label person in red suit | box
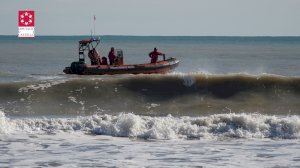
[149,48,165,63]
[108,47,116,65]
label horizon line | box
[1,34,300,37]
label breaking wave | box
[1,110,300,140]
[5,73,300,96]
[0,73,300,116]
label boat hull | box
[64,58,179,75]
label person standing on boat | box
[88,48,101,65]
[108,47,116,65]
[149,48,165,63]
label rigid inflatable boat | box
[63,37,179,75]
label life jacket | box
[108,51,116,60]
[149,51,162,63]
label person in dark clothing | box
[88,48,101,65]
[101,57,108,65]
[149,48,165,63]
[108,47,116,65]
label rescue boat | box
[63,37,179,75]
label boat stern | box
[63,61,86,74]
[63,67,72,74]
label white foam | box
[68,96,78,103]
[0,110,14,134]
[30,75,66,81]
[18,80,66,92]
[1,112,300,140]
[146,103,160,109]
[169,71,292,78]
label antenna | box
[93,15,96,36]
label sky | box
[1,0,300,36]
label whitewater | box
[1,109,300,167]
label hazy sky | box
[1,0,300,36]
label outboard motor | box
[70,61,85,74]
[64,37,100,74]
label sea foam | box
[1,110,300,140]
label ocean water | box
[0,36,300,167]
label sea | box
[0,35,300,167]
